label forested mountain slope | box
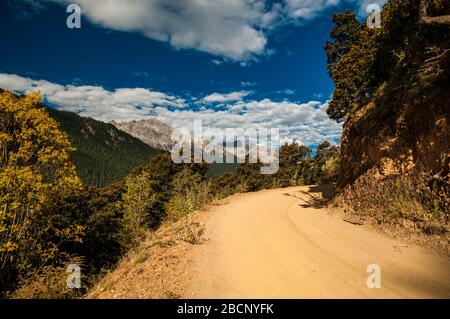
[48,108,160,187]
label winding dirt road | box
[186,186,450,298]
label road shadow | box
[284,184,335,209]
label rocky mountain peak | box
[111,118,173,150]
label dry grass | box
[86,207,212,299]
[331,169,450,253]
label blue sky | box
[0,0,385,146]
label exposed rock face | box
[339,88,450,192]
[112,119,173,150]
[334,87,450,245]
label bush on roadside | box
[166,167,213,221]
[10,256,84,299]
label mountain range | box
[49,108,237,186]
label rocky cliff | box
[334,86,450,248]
[111,119,173,150]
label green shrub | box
[166,168,213,221]
[120,171,159,248]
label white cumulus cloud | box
[203,91,250,103]
[0,73,187,122]
[0,73,341,145]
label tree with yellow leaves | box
[0,90,84,294]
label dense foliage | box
[0,91,84,294]
[325,0,450,121]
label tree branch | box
[420,0,450,26]
[420,15,450,25]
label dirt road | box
[186,186,450,298]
